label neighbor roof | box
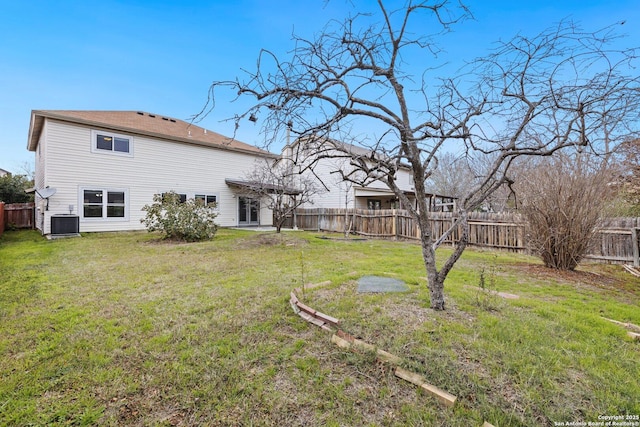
[27,110,276,157]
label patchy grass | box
[0,229,638,426]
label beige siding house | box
[27,110,277,235]
[281,138,454,211]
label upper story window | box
[91,130,133,156]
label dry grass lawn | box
[0,229,638,426]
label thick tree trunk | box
[418,216,446,310]
[428,275,446,311]
[417,210,470,311]
[422,242,446,311]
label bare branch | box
[200,1,639,310]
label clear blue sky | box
[1,0,638,174]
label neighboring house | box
[27,110,278,235]
[280,137,455,211]
[0,168,10,177]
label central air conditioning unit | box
[51,215,80,235]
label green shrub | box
[141,191,219,241]
[0,174,33,203]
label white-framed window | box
[367,199,382,210]
[91,130,133,156]
[160,191,219,208]
[161,192,187,203]
[195,194,218,207]
[80,187,129,220]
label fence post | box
[0,202,4,236]
[392,209,397,240]
[632,227,640,267]
[451,213,456,247]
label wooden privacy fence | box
[588,217,640,265]
[283,208,640,265]
[2,202,35,231]
[0,202,4,237]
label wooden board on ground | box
[314,311,340,327]
[394,367,457,407]
[602,317,640,333]
[331,334,352,349]
[331,334,402,365]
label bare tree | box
[427,152,518,212]
[341,180,354,237]
[18,161,35,182]
[614,138,640,215]
[201,1,640,310]
[239,158,319,233]
[515,153,617,270]
[426,152,475,199]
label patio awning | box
[225,178,302,195]
[353,186,456,200]
[354,187,395,198]
[353,186,413,198]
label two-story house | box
[27,110,278,236]
[280,136,455,212]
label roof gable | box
[27,110,276,157]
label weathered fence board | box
[3,202,35,230]
[0,202,4,237]
[282,208,639,264]
[586,217,640,265]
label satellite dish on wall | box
[35,187,57,211]
[36,187,57,199]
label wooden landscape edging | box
[394,367,457,408]
[330,334,456,407]
[288,284,505,424]
[602,317,640,333]
[331,333,403,365]
[289,284,458,409]
[286,274,637,425]
[289,291,339,332]
[602,317,640,341]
